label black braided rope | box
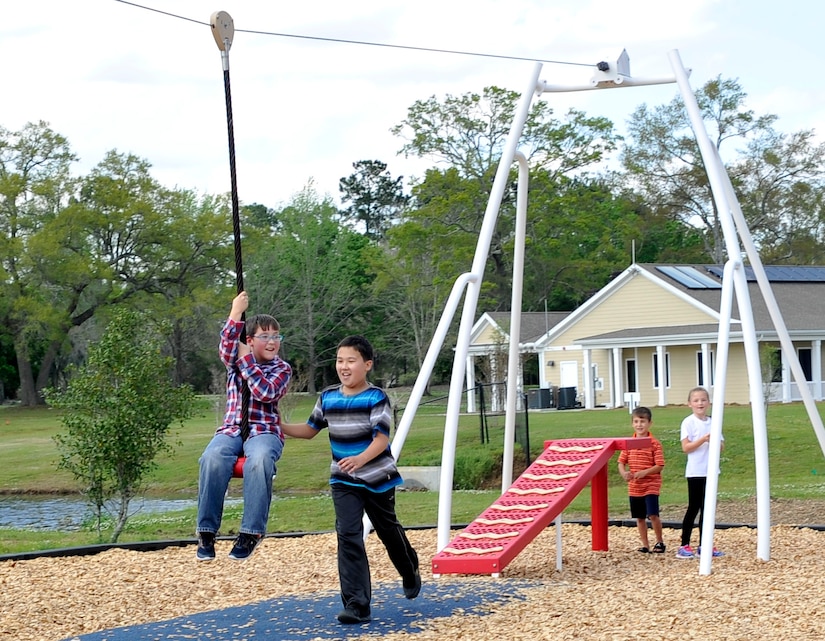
[222,66,251,441]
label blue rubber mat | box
[65,578,540,640]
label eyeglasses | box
[251,334,284,343]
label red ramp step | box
[431,437,650,576]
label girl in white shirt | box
[676,387,724,559]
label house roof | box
[573,263,825,347]
[473,263,825,352]
[634,264,825,331]
[470,311,571,353]
[483,311,571,344]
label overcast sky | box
[4,0,824,208]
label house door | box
[560,361,578,388]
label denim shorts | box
[629,494,660,519]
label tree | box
[47,308,195,542]
[734,128,825,263]
[135,189,237,389]
[339,160,409,241]
[392,86,619,306]
[621,76,778,262]
[0,121,77,405]
[378,216,458,390]
[393,86,617,181]
[247,183,378,392]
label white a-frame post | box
[668,50,825,574]
[403,54,681,553]
[386,51,825,572]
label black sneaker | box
[337,607,371,624]
[403,568,421,599]
[196,532,215,561]
[228,533,262,560]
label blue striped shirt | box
[308,383,401,493]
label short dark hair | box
[337,335,374,362]
[246,314,280,336]
[632,406,652,421]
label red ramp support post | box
[591,463,609,551]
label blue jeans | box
[196,432,283,536]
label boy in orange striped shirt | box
[617,406,666,553]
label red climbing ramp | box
[431,436,651,576]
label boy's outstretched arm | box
[281,421,318,440]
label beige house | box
[468,263,825,409]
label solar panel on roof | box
[706,265,825,282]
[656,265,722,289]
[674,266,722,288]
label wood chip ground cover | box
[2,519,824,641]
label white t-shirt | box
[680,414,723,477]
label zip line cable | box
[113,0,596,69]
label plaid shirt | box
[216,318,292,441]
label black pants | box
[681,476,707,546]
[331,484,419,617]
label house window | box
[652,352,671,389]
[799,348,813,382]
[697,350,715,387]
[625,359,638,393]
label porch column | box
[465,354,476,412]
[782,349,792,403]
[657,344,667,406]
[490,354,500,412]
[814,340,823,401]
[583,349,593,409]
[612,347,623,407]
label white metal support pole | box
[555,514,563,571]
[363,271,477,540]
[699,258,738,574]
[502,151,530,492]
[717,161,825,457]
[668,49,771,567]
[436,62,543,553]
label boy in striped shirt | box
[281,335,420,625]
[617,406,666,553]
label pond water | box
[0,496,241,531]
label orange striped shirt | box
[618,434,665,497]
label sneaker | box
[652,542,666,554]
[636,546,650,554]
[196,532,215,561]
[676,545,695,559]
[698,546,725,557]
[403,568,421,599]
[228,533,262,560]
[337,607,371,624]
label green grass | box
[2,394,825,555]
